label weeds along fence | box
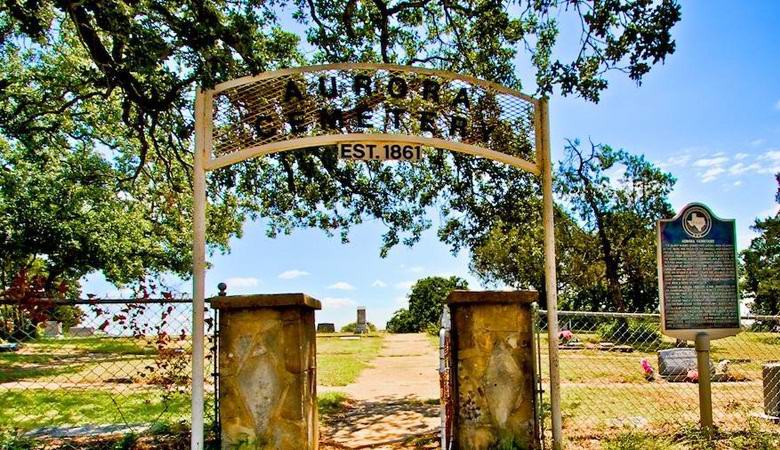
[535,309,780,440]
[0,297,217,447]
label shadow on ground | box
[321,395,440,448]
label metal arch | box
[212,63,539,104]
[204,133,540,176]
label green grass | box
[0,337,159,384]
[317,391,350,417]
[317,334,384,386]
[0,389,190,431]
[600,430,680,450]
[32,337,155,355]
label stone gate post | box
[212,293,321,450]
[445,290,539,450]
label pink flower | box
[640,358,654,375]
[687,369,699,382]
[559,330,574,341]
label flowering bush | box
[559,330,575,344]
[640,358,655,381]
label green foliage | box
[602,430,677,450]
[742,174,780,317]
[385,308,417,334]
[596,319,661,347]
[0,1,682,280]
[488,434,530,450]
[112,432,138,450]
[340,322,376,333]
[387,276,467,333]
[556,140,676,312]
[0,429,34,450]
[317,392,350,417]
[424,322,440,336]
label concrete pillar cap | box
[210,293,322,310]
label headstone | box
[43,321,62,337]
[657,348,714,382]
[0,343,19,352]
[69,327,95,337]
[657,203,740,340]
[317,323,335,333]
[356,306,367,334]
[763,363,780,417]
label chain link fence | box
[535,309,780,444]
[2,300,778,448]
[0,298,217,448]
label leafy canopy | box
[742,175,780,317]
[0,1,681,293]
[387,276,467,332]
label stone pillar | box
[445,290,539,450]
[212,293,321,450]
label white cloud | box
[278,269,309,280]
[371,280,387,288]
[700,167,725,183]
[775,99,780,110]
[394,296,409,307]
[760,150,780,161]
[693,156,729,168]
[734,152,749,160]
[224,277,260,289]
[394,280,415,290]
[733,180,743,187]
[322,297,356,309]
[728,162,760,176]
[328,281,355,290]
[659,154,692,169]
[750,139,766,147]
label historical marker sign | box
[657,203,740,340]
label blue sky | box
[84,2,780,328]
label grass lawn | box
[0,389,192,431]
[316,334,384,386]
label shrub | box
[340,322,376,333]
[386,308,416,333]
[596,318,661,346]
[424,322,440,336]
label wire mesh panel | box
[209,64,539,167]
[0,299,217,449]
[536,310,780,443]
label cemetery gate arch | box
[190,63,563,449]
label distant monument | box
[356,306,367,334]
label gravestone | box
[317,323,335,333]
[356,306,367,334]
[657,348,714,382]
[69,327,95,337]
[43,321,62,337]
[764,363,780,417]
